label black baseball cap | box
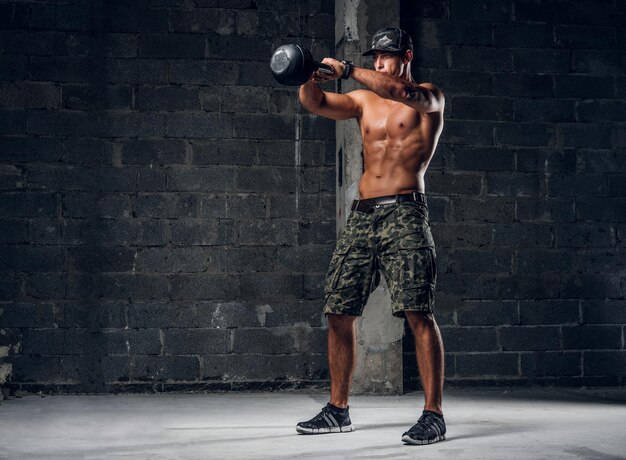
[362,27,413,57]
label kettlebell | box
[270,44,334,86]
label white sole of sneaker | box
[296,424,355,435]
[402,434,445,445]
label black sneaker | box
[296,403,354,434]
[402,410,446,445]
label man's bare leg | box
[405,311,444,415]
[327,313,358,408]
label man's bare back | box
[298,49,445,200]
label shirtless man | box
[295,28,446,445]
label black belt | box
[351,192,427,213]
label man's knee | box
[327,313,357,332]
[405,311,436,335]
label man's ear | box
[403,49,413,64]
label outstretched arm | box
[350,67,444,113]
[298,80,361,120]
[317,58,444,114]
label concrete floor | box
[1,388,626,459]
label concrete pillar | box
[334,0,404,395]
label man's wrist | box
[340,60,354,79]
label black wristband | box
[341,60,353,79]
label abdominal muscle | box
[358,130,431,199]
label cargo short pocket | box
[324,240,352,294]
[396,239,436,289]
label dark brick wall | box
[0,0,335,393]
[402,0,626,388]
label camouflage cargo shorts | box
[323,197,437,318]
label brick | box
[576,249,626,274]
[496,122,555,147]
[238,61,280,87]
[427,171,482,195]
[1,246,64,272]
[437,274,499,299]
[456,300,518,326]
[207,247,276,273]
[450,147,514,172]
[455,352,518,376]
[573,50,626,75]
[122,139,186,165]
[0,82,62,109]
[584,351,626,376]
[165,113,232,138]
[577,150,626,173]
[167,166,235,192]
[443,120,494,146]
[579,101,626,123]
[137,86,201,112]
[233,114,295,140]
[563,325,622,350]
[582,300,626,325]
[441,327,498,352]
[275,246,333,273]
[517,249,575,273]
[0,302,54,328]
[517,198,575,222]
[21,329,87,355]
[193,139,257,166]
[206,34,274,61]
[62,84,132,110]
[169,274,239,300]
[486,172,545,197]
[62,138,113,165]
[451,197,515,222]
[135,247,208,273]
[55,302,126,328]
[519,299,580,325]
[164,329,231,354]
[0,219,27,244]
[235,167,298,193]
[577,198,626,222]
[0,109,26,135]
[237,220,298,246]
[0,136,62,163]
[553,75,615,99]
[22,273,65,300]
[169,9,221,33]
[499,274,561,300]
[547,174,608,197]
[62,194,130,219]
[492,23,554,48]
[169,60,238,85]
[449,46,512,72]
[62,219,167,246]
[129,302,211,328]
[555,223,616,248]
[0,192,57,218]
[220,86,270,114]
[105,58,169,84]
[232,327,297,354]
[514,99,577,123]
[239,273,304,299]
[169,219,235,245]
[430,223,492,248]
[199,194,229,219]
[67,245,135,274]
[430,69,491,95]
[136,193,199,218]
[513,0,572,23]
[64,273,170,301]
[0,274,21,300]
[449,0,511,22]
[560,274,621,299]
[104,34,139,58]
[521,352,581,377]
[450,96,513,121]
[0,55,28,80]
[28,232,64,263]
[132,355,199,381]
[511,49,570,74]
[30,56,93,83]
[446,249,512,274]
[517,149,576,173]
[226,194,267,219]
[500,326,561,351]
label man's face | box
[372,51,409,77]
